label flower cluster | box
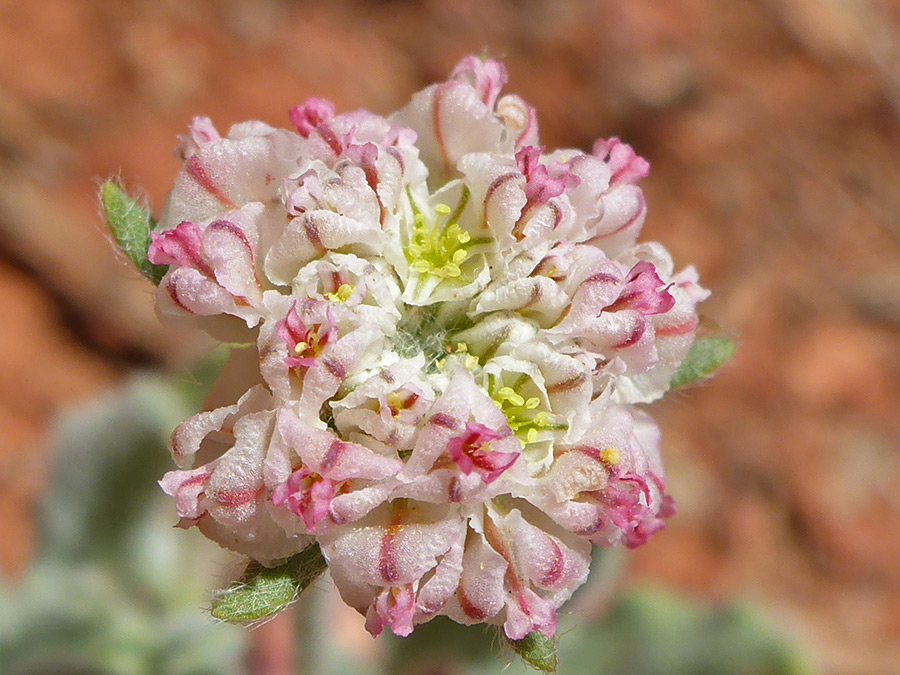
[155,56,707,640]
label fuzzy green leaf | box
[211,544,328,624]
[560,589,813,675]
[2,366,245,675]
[100,180,167,284]
[508,631,558,673]
[669,337,736,390]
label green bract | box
[669,337,736,390]
[211,544,327,624]
[100,181,167,285]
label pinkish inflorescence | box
[153,55,708,640]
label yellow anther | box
[465,355,479,370]
[385,390,404,410]
[600,446,621,466]
[526,428,539,443]
[404,205,472,281]
[325,283,353,302]
[525,397,541,409]
[456,342,468,353]
[294,342,308,354]
[533,412,549,426]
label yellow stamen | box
[385,390,405,414]
[600,446,621,466]
[404,208,473,281]
[325,283,353,303]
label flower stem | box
[245,609,296,675]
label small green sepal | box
[507,631,558,673]
[669,337,736,390]
[210,543,328,624]
[100,180,167,285]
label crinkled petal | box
[395,80,507,186]
[278,409,402,482]
[160,126,300,230]
[168,385,272,468]
[159,466,212,520]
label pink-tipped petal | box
[159,467,212,520]
[593,137,650,186]
[450,55,509,108]
[289,97,336,137]
[148,222,210,273]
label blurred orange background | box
[1,2,899,673]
